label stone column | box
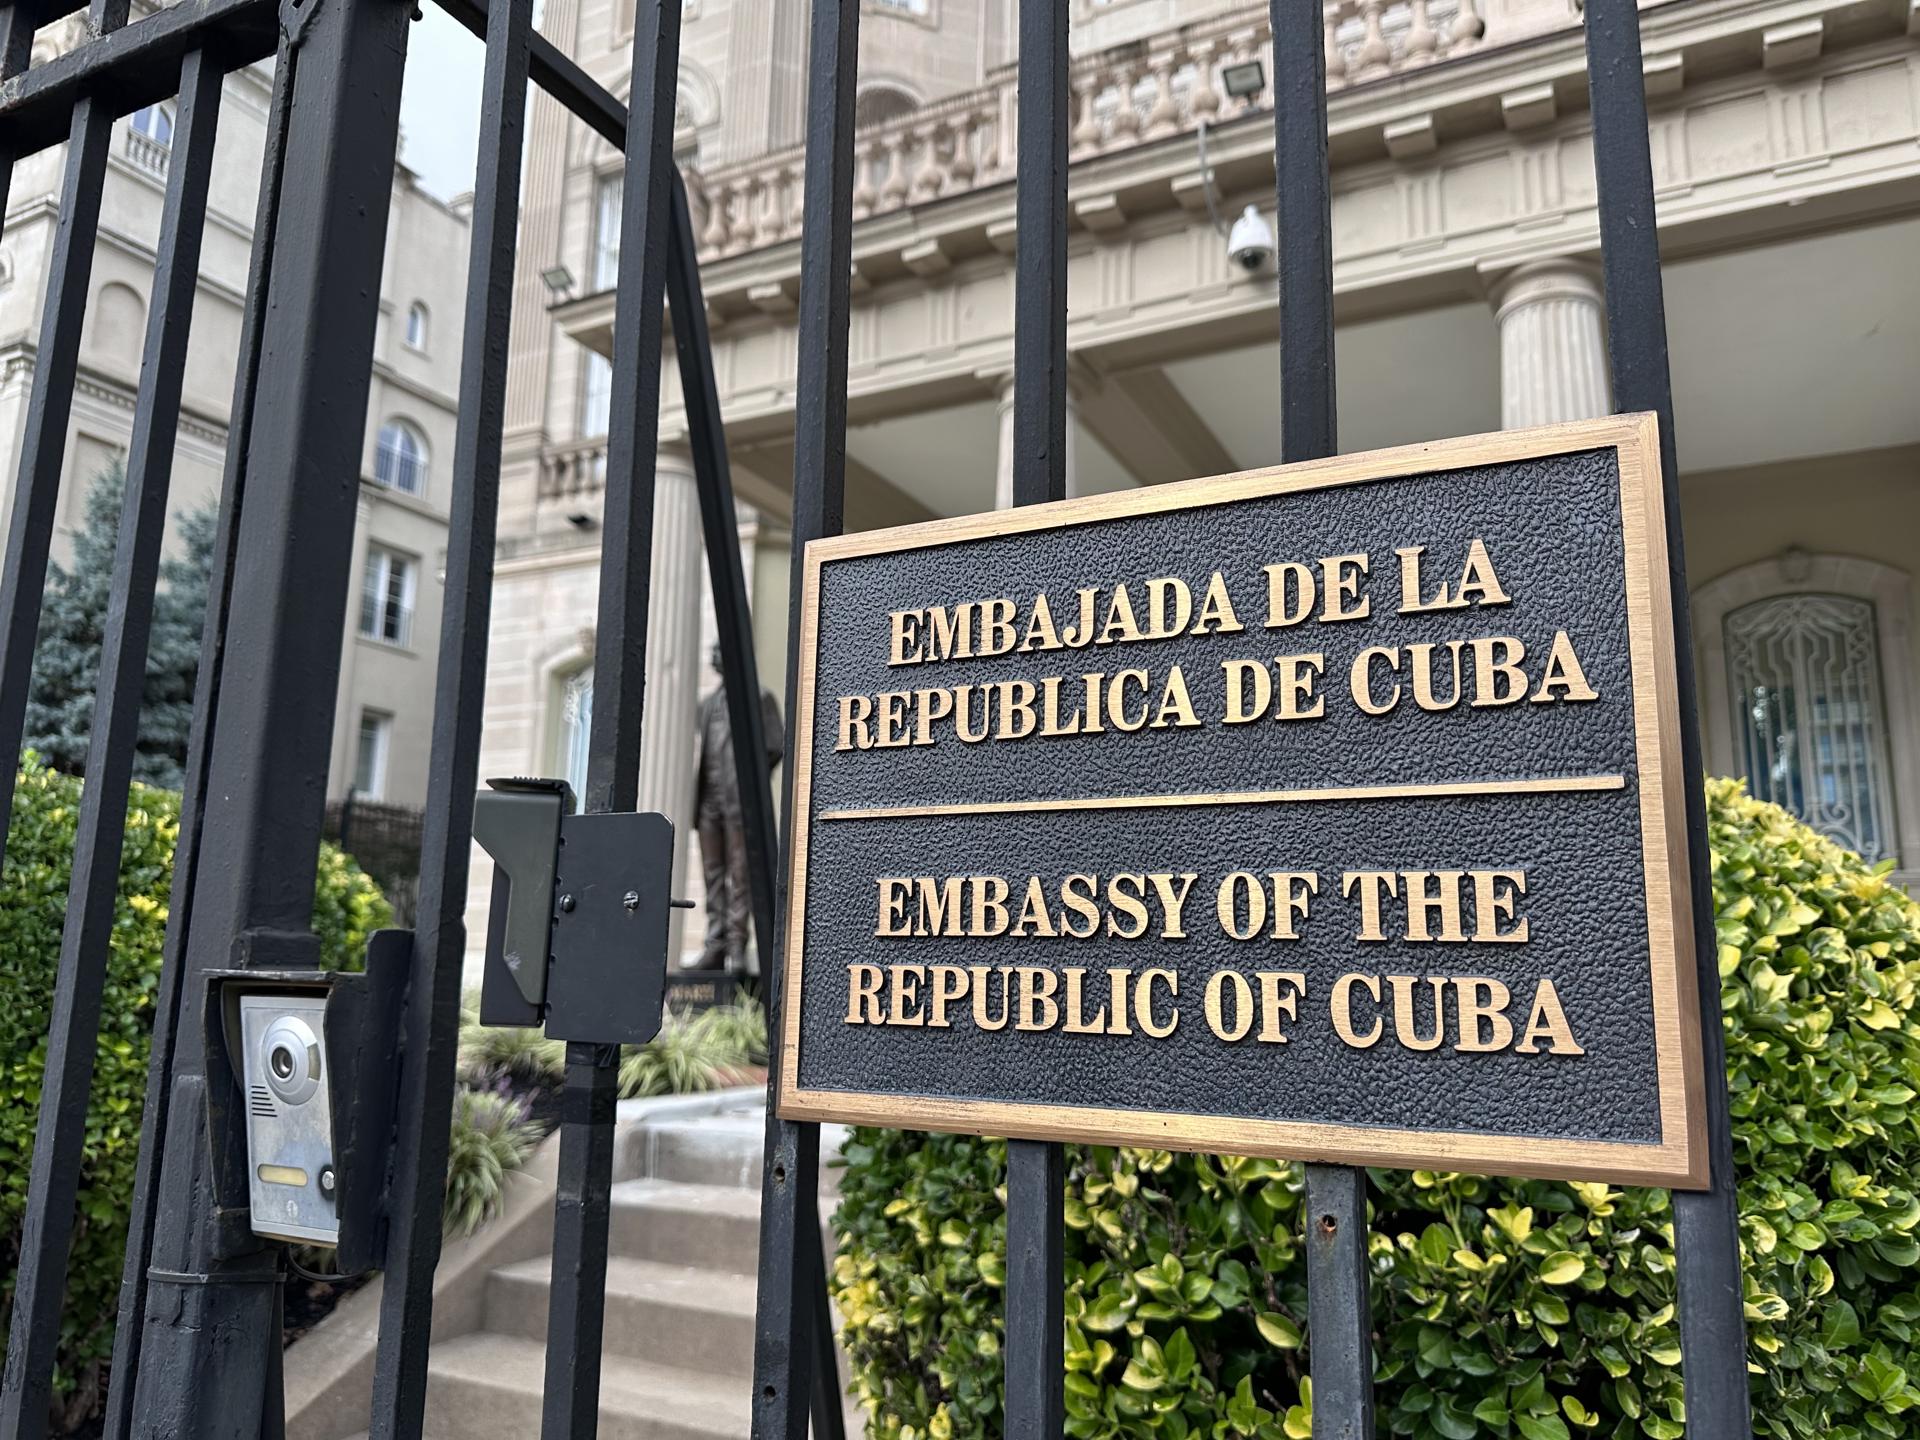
[993,373,1080,508]
[635,442,706,960]
[1491,258,1611,429]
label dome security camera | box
[1227,204,1274,272]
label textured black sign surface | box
[777,416,1705,1187]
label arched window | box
[405,301,429,350]
[855,84,919,130]
[560,667,594,802]
[1697,552,1920,876]
[375,419,427,494]
[1725,594,1897,862]
[130,104,172,147]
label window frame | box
[353,708,393,799]
[1695,552,1920,881]
[130,102,173,147]
[374,417,428,496]
[358,544,418,649]
[591,171,623,293]
[404,300,429,352]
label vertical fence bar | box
[0,63,122,876]
[1003,0,1069,1435]
[1583,3,1752,1435]
[542,0,683,1432]
[103,40,297,1438]
[369,0,535,1433]
[0,0,37,228]
[0,45,222,1438]
[751,2,858,1437]
[666,168,847,1440]
[129,0,413,1427]
[1269,2,1377,1433]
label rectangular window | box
[353,709,391,798]
[593,174,623,292]
[581,352,612,438]
[358,546,416,648]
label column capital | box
[1487,255,1606,326]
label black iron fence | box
[324,793,426,927]
[0,1,1751,1439]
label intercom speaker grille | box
[248,1085,277,1119]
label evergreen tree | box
[22,463,218,790]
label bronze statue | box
[694,644,784,971]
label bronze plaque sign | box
[775,415,1706,1188]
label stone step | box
[609,1179,763,1276]
[623,1113,769,1189]
[485,1254,759,1378]
[421,1332,749,1440]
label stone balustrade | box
[539,439,607,500]
[691,0,1498,259]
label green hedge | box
[0,758,391,1426]
[831,781,1920,1440]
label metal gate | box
[0,2,1750,1440]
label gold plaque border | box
[775,413,1708,1191]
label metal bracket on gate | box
[472,776,677,1048]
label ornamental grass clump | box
[830,780,1920,1440]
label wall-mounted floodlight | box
[1221,60,1266,101]
[540,265,576,298]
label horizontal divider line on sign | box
[815,773,1628,822]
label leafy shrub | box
[442,1088,541,1238]
[0,758,391,1426]
[831,781,1920,1440]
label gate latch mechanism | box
[472,776,677,1048]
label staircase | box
[403,1101,849,1439]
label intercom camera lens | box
[270,1045,296,1081]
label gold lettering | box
[1108,670,1151,732]
[928,965,968,1027]
[1342,871,1398,942]
[1059,874,1102,938]
[1192,571,1245,635]
[916,876,963,937]
[1063,968,1108,1034]
[998,680,1038,740]
[1275,653,1326,720]
[1205,970,1255,1042]
[1270,872,1318,940]
[1011,876,1057,938]
[1222,658,1272,725]
[1403,871,1467,943]
[1217,872,1265,941]
[1135,968,1178,1038]
[1351,645,1401,715]
[1470,870,1529,943]
[1145,577,1192,640]
[1452,978,1515,1052]
[875,878,911,937]
[928,603,973,662]
[1455,538,1511,608]
[1263,562,1315,629]
[1331,973,1383,1048]
[954,684,991,743]
[837,694,874,751]
[980,598,1017,657]
[971,966,1012,1030]
[913,687,954,745]
[1256,971,1306,1042]
[1019,593,1060,652]
[1016,967,1059,1031]
[890,609,921,665]
[1060,588,1097,648]
[1410,640,1466,711]
[887,965,926,1026]
[1151,667,1201,730]
[1097,586,1143,645]
[1039,676,1082,736]
[1470,636,1529,708]
[1531,630,1599,704]
[1106,874,1149,939]
[1515,978,1585,1055]
[1319,554,1370,623]
[1388,976,1447,1051]
[845,964,884,1024]
[971,876,1011,937]
[877,691,911,747]
[1147,873,1199,939]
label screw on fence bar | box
[1002,2,1070,1437]
[1582,1,1753,1434]
[750,4,858,1438]
[1268,2,1379,1432]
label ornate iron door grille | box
[0,1,1750,1438]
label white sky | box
[398,5,488,202]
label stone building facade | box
[478,0,1920,970]
[0,25,470,808]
